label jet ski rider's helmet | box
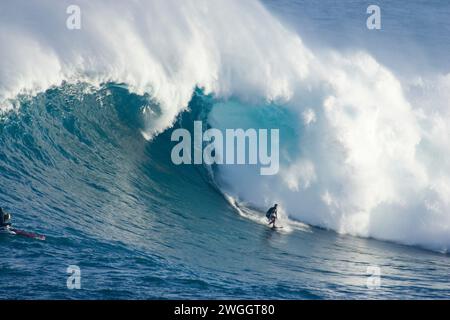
[4,213,11,222]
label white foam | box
[224,194,310,234]
[1,0,449,251]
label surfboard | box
[269,225,284,230]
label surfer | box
[0,207,12,229]
[266,204,278,228]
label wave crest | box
[1,0,449,252]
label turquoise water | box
[1,84,449,299]
[0,0,449,299]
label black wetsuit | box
[266,206,278,222]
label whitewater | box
[0,0,449,299]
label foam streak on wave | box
[1,0,449,252]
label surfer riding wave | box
[266,204,278,228]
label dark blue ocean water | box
[1,0,449,299]
[0,83,449,299]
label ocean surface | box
[0,0,449,299]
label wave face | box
[1,0,450,254]
[2,83,450,300]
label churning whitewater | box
[1,0,450,254]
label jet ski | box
[0,226,46,240]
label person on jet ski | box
[0,207,12,229]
